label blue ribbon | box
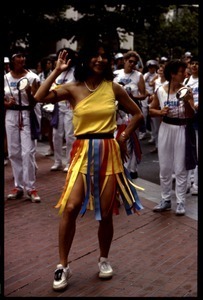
[93,140,102,220]
[80,140,92,216]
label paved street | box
[3,141,198,297]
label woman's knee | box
[100,212,113,223]
[63,202,81,218]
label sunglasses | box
[128,60,136,64]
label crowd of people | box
[4,42,198,291]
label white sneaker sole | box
[98,271,113,279]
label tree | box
[3,1,199,68]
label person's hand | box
[55,50,71,72]
[5,96,16,107]
[117,132,129,163]
[161,106,170,116]
[182,87,193,103]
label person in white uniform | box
[50,48,77,172]
[141,60,159,142]
[38,57,54,156]
[4,47,41,202]
[183,55,199,196]
[148,63,168,153]
[113,50,146,178]
[149,59,195,215]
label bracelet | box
[121,131,128,141]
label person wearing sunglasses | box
[113,50,146,179]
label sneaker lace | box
[101,261,110,271]
[11,188,22,194]
[54,268,63,281]
[179,202,184,210]
[31,190,38,197]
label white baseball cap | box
[146,59,159,67]
[185,51,192,57]
[4,57,10,63]
[114,53,123,60]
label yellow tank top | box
[73,80,117,135]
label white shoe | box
[176,202,185,216]
[45,148,54,156]
[53,264,72,291]
[27,190,41,203]
[50,163,63,171]
[148,137,155,144]
[63,164,70,172]
[139,132,147,140]
[191,184,198,196]
[98,257,113,279]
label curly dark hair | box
[164,59,187,82]
[74,40,114,82]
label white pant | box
[187,129,198,188]
[150,117,161,147]
[53,103,75,165]
[5,110,37,191]
[124,138,138,173]
[158,122,188,204]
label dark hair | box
[40,57,52,70]
[164,59,187,81]
[74,40,114,82]
[190,55,198,63]
[9,46,27,70]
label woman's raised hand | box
[56,50,71,72]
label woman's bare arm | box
[113,82,144,139]
[34,50,71,103]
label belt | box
[8,105,31,111]
[76,133,114,139]
[162,116,189,126]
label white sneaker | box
[176,202,185,216]
[98,257,113,279]
[27,190,41,203]
[148,137,155,144]
[191,184,198,196]
[50,163,63,171]
[139,132,147,140]
[45,148,54,156]
[53,264,72,291]
[63,164,70,172]
[153,200,171,212]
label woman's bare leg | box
[98,175,116,258]
[58,173,85,267]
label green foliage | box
[3,1,199,68]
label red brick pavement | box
[3,152,198,297]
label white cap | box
[146,59,159,67]
[185,51,192,57]
[160,56,168,62]
[4,57,10,63]
[114,53,123,60]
